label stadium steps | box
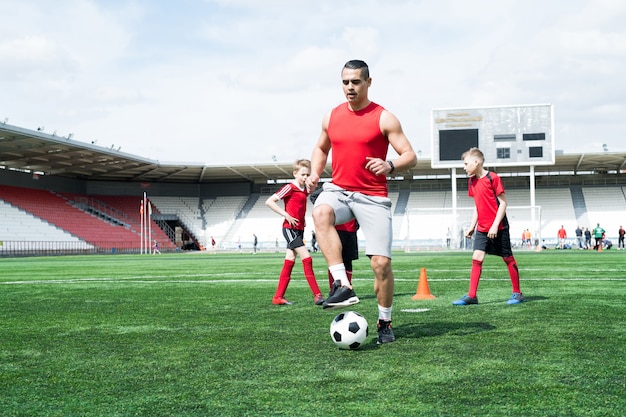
[222,194,262,246]
[394,190,410,215]
[236,193,260,219]
[201,196,248,247]
[570,186,588,225]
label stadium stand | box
[4,180,626,255]
[0,185,174,252]
[1,122,625,255]
[84,195,176,250]
[582,186,626,237]
[148,195,204,244]
[0,200,88,243]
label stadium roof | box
[1,122,625,184]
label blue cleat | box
[507,292,526,305]
[452,295,478,306]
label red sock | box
[468,259,482,298]
[346,270,352,285]
[274,259,295,298]
[302,257,322,295]
[503,256,521,293]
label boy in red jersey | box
[266,159,325,306]
[306,60,417,344]
[452,148,526,306]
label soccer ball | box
[330,311,369,350]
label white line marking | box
[2,277,625,285]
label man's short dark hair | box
[343,60,369,79]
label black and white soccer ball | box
[330,311,369,350]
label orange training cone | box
[412,268,436,300]
[598,242,603,252]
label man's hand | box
[306,174,319,193]
[365,157,391,176]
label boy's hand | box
[465,229,474,238]
[487,225,498,239]
[285,214,299,227]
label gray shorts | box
[314,182,393,258]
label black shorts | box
[283,228,305,250]
[338,229,359,262]
[473,229,513,257]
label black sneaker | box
[322,284,359,310]
[377,319,395,344]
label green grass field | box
[1,250,624,416]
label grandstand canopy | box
[1,122,625,184]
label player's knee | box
[472,251,485,262]
[312,204,335,227]
[370,255,391,276]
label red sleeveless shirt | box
[327,102,388,197]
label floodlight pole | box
[451,168,458,249]
[529,165,538,243]
[144,192,149,254]
[140,197,144,254]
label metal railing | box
[0,241,173,257]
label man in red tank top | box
[306,60,417,344]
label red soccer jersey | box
[274,182,308,230]
[327,102,389,197]
[468,171,506,233]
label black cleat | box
[322,283,360,310]
[377,319,395,344]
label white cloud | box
[1,0,626,164]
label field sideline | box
[1,250,624,416]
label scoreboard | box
[431,104,554,168]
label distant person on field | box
[584,227,592,249]
[575,226,584,250]
[557,225,567,250]
[524,229,532,249]
[618,226,625,250]
[311,230,318,252]
[152,240,161,255]
[593,223,605,251]
[265,159,325,306]
[253,234,258,254]
[452,147,525,306]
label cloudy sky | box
[1,0,625,165]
